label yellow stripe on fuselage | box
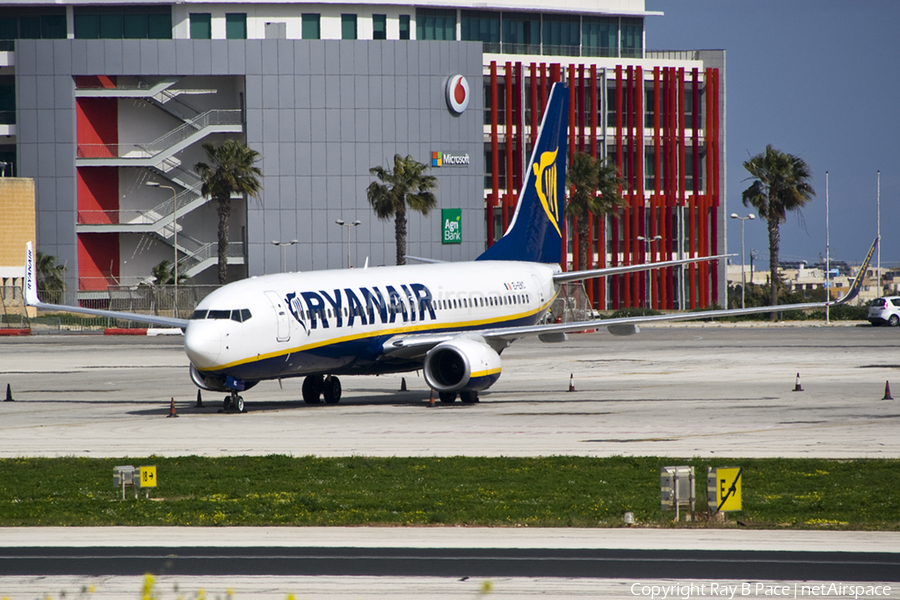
[199,296,557,373]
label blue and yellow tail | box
[476,82,569,264]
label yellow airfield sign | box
[139,466,157,488]
[715,467,741,512]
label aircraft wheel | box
[459,391,479,404]
[234,395,245,413]
[439,391,457,404]
[323,376,342,404]
[223,395,232,411]
[302,375,323,404]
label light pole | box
[146,181,179,317]
[636,235,661,309]
[335,219,361,268]
[730,213,755,309]
[271,239,298,272]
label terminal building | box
[0,0,725,311]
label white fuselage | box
[185,260,559,383]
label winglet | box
[834,236,878,305]
[24,241,41,307]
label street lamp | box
[335,219,361,268]
[146,181,179,317]
[271,239,298,272]
[636,235,662,309]
[730,213,755,309]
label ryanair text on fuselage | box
[285,283,436,333]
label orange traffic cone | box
[167,397,178,418]
[429,389,435,407]
[568,373,575,392]
[883,381,893,400]
[793,373,803,392]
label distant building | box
[1,0,724,311]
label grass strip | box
[0,456,897,529]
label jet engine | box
[424,338,502,392]
[189,365,258,392]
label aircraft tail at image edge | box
[476,82,569,264]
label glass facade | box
[542,14,580,57]
[461,10,500,53]
[190,13,211,39]
[226,13,247,40]
[399,15,410,40]
[416,8,456,41]
[501,13,540,55]
[0,9,66,41]
[373,14,386,40]
[73,7,171,40]
[341,14,357,40]
[302,14,320,40]
[621,17,643,58]
[582,17,617,58]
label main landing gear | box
[302,374,342,404]
[223,390,245,413]
[438,391,479,404]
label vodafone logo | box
[446,75,470,115]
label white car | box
[867,297,900,326]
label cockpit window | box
[190,309,252,322]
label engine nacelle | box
[424,338,502,392]
[189,365,258,392]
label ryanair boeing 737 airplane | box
[25,83,875,412]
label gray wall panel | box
[293,74,311,108]
[36,77,54,110]
[122,42,141,74]
[278,75,293,108]
[309,75,326,108]
[339,109,356,143]
[158,40,176,72]
[325,142,341,177]
[277,40,294,74]
[278,109,295,143]
[324,74,340,108]
[261,42,277,75]
[339,41,354,75]
[245,40,262,75]
[105,40,123,74]
[324,109,340,144]
[323,41,340,75]
[209,40,227,74]
[262,77,278,109]
[308,42,325,75]
[278,142,296,177]
[194,40,212,75]
[309,108,326,142]
[140,40,159,73]
[226,41,246,74]
[35,42,53,76]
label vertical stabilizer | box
[476,82,569,263]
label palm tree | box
[565,152,626,270]
[195,140,263,284]
[367,154,438,265]
[151,260,188,286]
[35,251,66,303]
[741,145,816,315]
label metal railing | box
[76,109,242,159]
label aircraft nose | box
[184,322,222,368]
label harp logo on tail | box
[533,149,561,237]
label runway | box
[2,324,899,598]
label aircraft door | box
[264,291,291,342]
[530,274,546,304]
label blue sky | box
[645,0,900,270]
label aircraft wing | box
[24,242,189,329]
[554,254,732,284]
[383,237,877,356]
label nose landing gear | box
[223,391,245,413]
